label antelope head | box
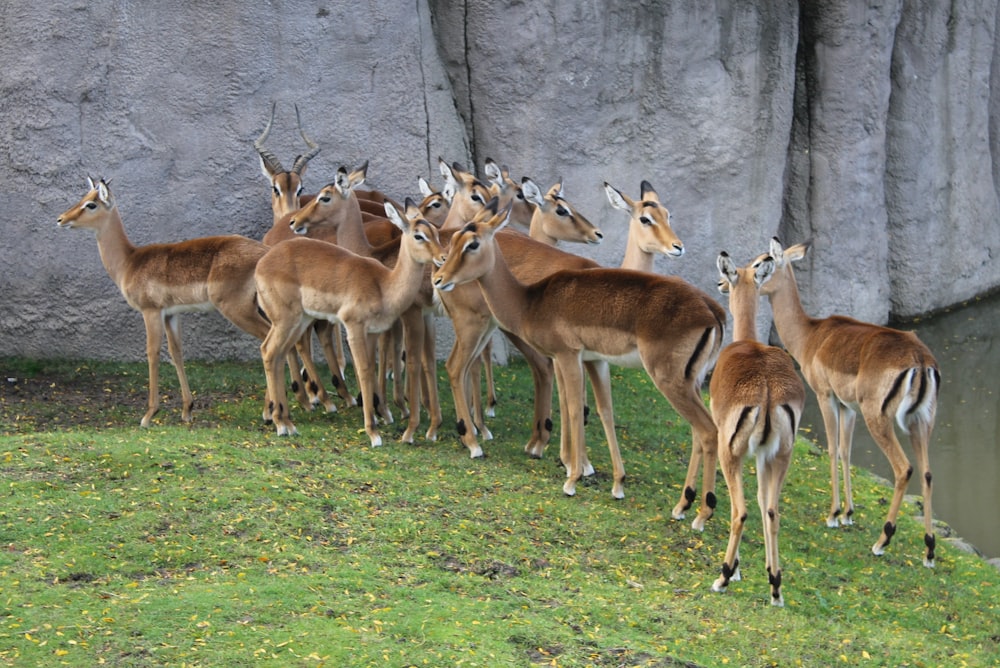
[254,103,322,220]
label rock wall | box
[1,1,998,363]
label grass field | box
[1,356,998,667]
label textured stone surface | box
[1,1,999,362]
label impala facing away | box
[762,238,940,567]
[255,201,444,445]
[710,251,805,606]
[433,201,725,528]
[56,178,282,426]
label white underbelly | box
[582,349,643,368]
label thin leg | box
[818,394,845,527]
[583,360,624,499]
[712,439,746,595]
[163,313,194,424]
[140,311,165,427]
[346,325,383,447]
[421,313,442,441]
[555,353,587,497]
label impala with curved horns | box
[710,251,805,606]
[433,200,724,527]
[761,238,939,567]
[254,102,322,224]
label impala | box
[254,103,321,225]
[416,175,452,227]
[434,170,699,510]
[483,159,536,230]
[255,201,444,444]
[56,178,288,426]
[433,201,724,528]
[762,238,939,567]
[435,161,605,460]
[710,251,805,606]
[289,173,445,443]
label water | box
[798,292,1000,560]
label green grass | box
[1,356,998,667]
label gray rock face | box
[1,1,998,362]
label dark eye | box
[556,206,569,216]
[430,201,441,209]
[471,193,484,204]
[319,196,331,204]
[640,215,653,226]
[296,185,303,196]
[516,191,524,200]
[466,240,480,251]
[84,201,97,210]
[273,185,281,196]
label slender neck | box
[474,243,528,335]
[766,267,815,361]
[333,194,374,258]
[728,285,760,343]
[620,239,653,272]
[94,207,136,288]
[381,236,425,314]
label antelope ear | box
[604,182,631,212]
[784,241,810,264]
[640,180,659,201]
[768,237,785,262]
[384,200,406,231]
[87,176,97,191]
[417,176,434,198]
[483,157,502,185]
[441,179,456,204]
[754,256,777,287]
[349,161,368,188]
[521,177,544,207]
[334,166,350,194]
[548,178,564,200]
[716,251,738,286]
[403,197,423,223]
[438,156,455,182]
[96,179,111,205]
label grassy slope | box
[1,357,998,667]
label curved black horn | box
[291,104,321,174]
[254,102,285,175]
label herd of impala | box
[54,105,940,606]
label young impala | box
[433,201,724,528]
[435,167,702,514]
[287,166,445,441]
[762,238,940,567]
[56,178,293,426]
[710,251,805,606]
[255,201,444,445]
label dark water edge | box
[799,292,1000,560]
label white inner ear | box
[521,179,543,206]
[418,177,433,198]
[604,184,629,211]
[384,202,405,230]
